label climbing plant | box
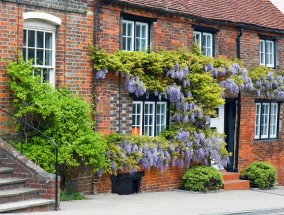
[90,45,284,175]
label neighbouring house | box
[0,0,284,211]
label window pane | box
[45,50,52,66]
[23,48,27,61]
[259,40,265,65]
[132,102,142,135]
[261,103,270,138]
[28,30,35,47]
[43,68,50,82]
[37,31,44,48]
[127,38,132,51]
[270,103,278,138]
[123,38,127,50]
[156,102,167,135]
[123,23,127,36]
[23,30,27,47]
[45,33,52,49]
[255,103,261,138]
[127,23,133,37]
[142,25,147,38]
[28,48,35,63]
[136,25,141,38]
[141,39,147,52]
[36,49,44,65]
[136,39,141,51]
[193,32,201,46]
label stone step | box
[0,199,55,213]
[222,179,250,190]
[0,188,40,204]
[0,168,13,178]
[0,178,26,190]
[220,171,241,181]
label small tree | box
[7,56,106,189]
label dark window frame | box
[120,13,157,51]
[258,34,277,69]
[192,25,220,57]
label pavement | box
[10,186,284,215]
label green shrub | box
[182,166,223,192]
[60,190,85,201]
[241,161,276,189]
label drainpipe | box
[235,28,243,172]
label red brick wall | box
[93,166,187,193]
[0,0,94,134]
[238,93,284,185]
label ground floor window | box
[132,101,167,136]
[255,102,279,139]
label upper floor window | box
[132,101,167,137]
[259,39,275,68]
[122,20,149,52]
[23,12,61,87]
[255,102,279,139]
[194,31,213,57]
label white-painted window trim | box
[132,101,143,135]
[23,14,61,87]
[259,39,275,68]
[193,31,213,57]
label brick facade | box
[93,166,187,194]
[238,93,284,185]
[1,0,284,195]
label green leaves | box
[7,55,107,175]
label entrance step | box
[223,179,250,190]
[220,171,250,190]
[0,168,13,178]
[0,178,26,190]
[0,199,54,213]
[0,188,40,204]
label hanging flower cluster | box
[102,132,229,175]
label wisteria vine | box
[90,46,284,175]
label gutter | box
[108,1,284,34]
[235,28,243,172]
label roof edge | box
[108,0,284,34]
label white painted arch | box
[23,12,61,26]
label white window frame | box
[132,101,143,135]
[132,101,167,137]
[193,31,213,57]
[122,19,149,52]
[255,102,279,139]
[259,39,275,68]
[156,102,167,136]
[144,101,155,137]
[23,14,60,87]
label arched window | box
[23,12,61,86]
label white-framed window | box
[23,13,60,87]
[132,101,167,137]
[122,20,149,52]
[259,39,275,68]
[255,102,279,139]
[193,31,213,57]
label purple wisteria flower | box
[166,85,183,103]
[125,76,147,97]
[96,68,108,79]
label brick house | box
[93,0,284,190]
[0,0,284,207]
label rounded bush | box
[182,166,223,192]
[241,162,276,189]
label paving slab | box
[7,186,284,215]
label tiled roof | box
[112,0,284,32]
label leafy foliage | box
[60,190,85,201]
[7,56,106,186]
[182,166,223,192]
[241,161,277,189]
